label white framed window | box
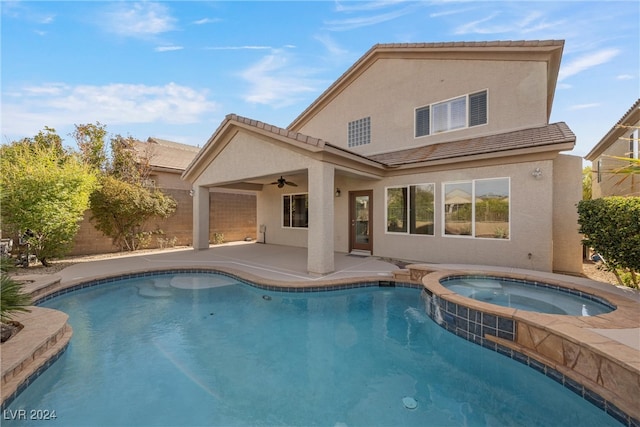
[348,117,371,147]
[282,193,308,228]
[415,90,488,137]
[443,178,509,239]
[386,184,435,235]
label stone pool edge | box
[421,269,640,426]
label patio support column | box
[307,162,335,275]
[193,185,210,250]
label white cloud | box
[558,49,620,81]
[204,45,273,51]
[155,46,184,52]
[239,51,326,108]
[192,17,221,25]
[103,2,176,37]
[2,82,219,138]
[617,74,635,80]
[324,1,423,31]
[568,103,600,111]
[314,34,349,58]
[454,11,564,35]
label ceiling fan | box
[270,176,298,188]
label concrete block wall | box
[70,190,257,255]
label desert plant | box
[0,273,32,322]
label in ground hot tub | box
[440,275,615,316]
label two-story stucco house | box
[585,98,640,198]
[183,40,583,276]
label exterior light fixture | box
[189,189,194,196]
[531,168,542,179]
[335,188,341,197]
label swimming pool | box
[4,272,621,426]
[440,275,614,315]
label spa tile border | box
[440,274,617,311]
[421,272,639,427]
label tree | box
[90,176,177,251]
[72,122,108,171]
[577,197,640,288]
[69,126,177,251]
[582,166,592,200]
[0,132,97,266]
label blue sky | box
[2,1,638,162]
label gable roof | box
[368,122,575,166]
[183,114,383,182]
[288,40,564,131]
[183,113,575,182]
[584,98,640,161]
[132,137,200,172]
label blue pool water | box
[441,276,614,316]
[5,273,619,426]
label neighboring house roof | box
[133,137,200,172]
[584,98,640,161]
[368,122,575,166]
[288,40,564,131]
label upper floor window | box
[348,117,371,147]
[415,90,487,138]
[630,129,639,159]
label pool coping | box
[421,269,640,426]
[2,264,638,426]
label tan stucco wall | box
[191,133,315,187]
[368,161,555,271]
[552,154,583,274]
[252,157,582,273]
[296,59,548,156]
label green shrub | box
[578,197,640,288]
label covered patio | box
[182,114,385,276]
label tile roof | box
[585,98,640,160]
[367,122,575,166]
[228,114,327,148]
[133,138,199,171]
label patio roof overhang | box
[182,114,386,188]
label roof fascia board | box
[385,151,561,177]
[585,99,640,161]
[383,141,575,172]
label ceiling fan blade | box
[285,181,297,186]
